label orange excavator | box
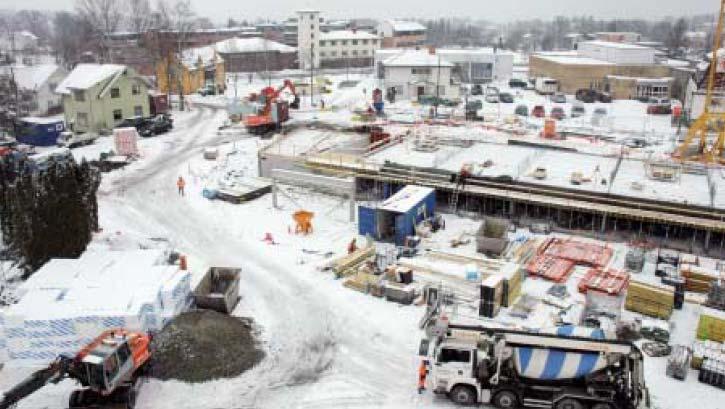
[0,329,151,409]
[245,79,300,135]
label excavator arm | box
[0,356,73,409]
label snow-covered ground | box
[0,73,723,409]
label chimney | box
[428,45,435,55]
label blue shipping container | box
[17,118,65,147]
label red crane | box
[245,79,300,135]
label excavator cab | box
[80,336,136,393]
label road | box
[97,105,428,409]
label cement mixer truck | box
[421,322,649,409]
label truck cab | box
[431,340,492,405]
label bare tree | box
[75,0,124,61]
[167,0,196,110]
[126,0,153,33]
[52,11,95,66]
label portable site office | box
[358,185,436,246]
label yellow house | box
[156,45,225,95]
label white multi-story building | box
[379,50,459,101]
[297,10,380,70]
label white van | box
[535,77,559,95]
[57,131,98,148]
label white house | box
[0,64,67,116]
[380,50,459,101]
[0,31,39,52]
[376,48,514,84]
[297,10,380,70]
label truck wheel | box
[555,398,584,409]
[450,385,477,405]
[493,390,518,409]
[69,390,82,408]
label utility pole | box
[435,54,441,117]
[310,43,314,106]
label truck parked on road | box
[535,78,559,95]
[421,321,649,409]
[56,131,98,148]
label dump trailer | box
[423,322,649,409]
[193,267,241,314]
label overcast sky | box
[0,0,718,23]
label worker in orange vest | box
[418,359,429,394]
[177,176,186,196]
[347,238,358,254]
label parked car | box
[56,131,98,148]
[197,85,216,96]
[471,84,483,95]
[485,94,499,103]
[647,98,673,115]
[515,104,529,116]
[465,100,483,111]
[499,92,514,103]
[145,114,174,135]
[508,78,528,88]
[576,88,599,103]
[532,105,545,118]
[593,107,608,116]
[599,92,612,103]
[533,167,547,180]
[571,103,586,118]
[551,107,566,120]
[551,93,567,103]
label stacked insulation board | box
[0,250,192,365]
[692,340,725,369]
[625,279,674,319]
[501,264,523,307]
[697,307,725,343]
[480,275,503,318]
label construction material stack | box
[500,264,522,307]
[475,217,510,257]
[707,280,725,310]
[625,278,674,319]
[681,265,722,293]
[697,307,725,342]
[692,340,724,369]
[480,275,503,318]
[578,268,629,295]
[666,345,692,380]
[193,267,241,314]
[625,247,645,272]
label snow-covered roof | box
[215,37,295,54]
[20,115,64,125]
[382,51,455,67]
[387,20,426,33]
[437,48,515,57]
[0,64,61,90]
[662,59,691,68]
[606,75,673,84]
[579,40,649,50]
[533,54,613,66]
[320,30,378,41]
[380,185,434,213]
[55,64,126,94]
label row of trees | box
[0,158,100,275]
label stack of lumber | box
[480,275,504,318]
[343,272,381,294]
[625,279,674,319]
[332,246,375,278]
[501,265,523,307]
[681,265,722,293]
[697,307,725,343]
[578,268,629,295]
[542,238,613,267]
[526,254,575,282]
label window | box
[134,105,143,116]
[352,40,358,45]
[330,51,337,57]
[411,68,431,75]
[311,33,314,39]
[310,24,314,29]
[320,40,326,46]
[319,51,326,57]
[439,348,471,363]
[117,344,131,365]
[352,50,358,56]
[362,39,368,45]
[330,40,336,46]
[110,87,120,98]
[113,109,123,121]
[73,90,85,102]
[132,84,140,95]
[76,112,88,127]
[48,82,57,92]
[341,51,348,56]
[362,50,367,56]
[341,40,347,46]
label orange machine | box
[293,210,314,235]
[0,329,152,409]
[245,79,300,135]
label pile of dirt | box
[149,310,264,382]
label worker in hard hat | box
[177,176,186,196]
[418,359,429,394]
[347,238,358,254]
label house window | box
[330,40,336,46]
[341,51,348,56]
[320,51,326,57]
[320,40,326,46]
[73,90,85,102]
[341,40,347,45]
[412,68,431,75]
[110,88,120,98]
[330,51,337,57]
[352,40,358,45]
[310,24,314,29]
[362,50,368,56]
[134,105,143,116]
[113,109,123,121]
[352,50,358,56]
[77,112,88,127]
[362,39,368,45]
[48,82,57,92]
[132,84,141,95]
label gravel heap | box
[149,310,264,382]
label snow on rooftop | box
[55,64,126,94]
[388,20,426,32]
[320,30,378,41]
[20,115,64,125]
[379,185,434,213]
[533,54,614,66]
[0,64,61,90]
[182,45,221,68]
[580,40,650,50]
[215,37,295,54]
[382,51,455,67]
